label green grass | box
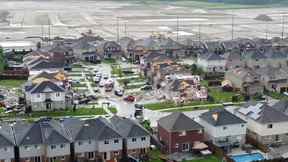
[264,91,288,100]
[0,108,107,118]
[208,87,244,103]
[148,149,221,162]
[0,79,26,88]
[108,107,118,114]
[163,104,224,112]
[71,83,86,87]
[144,100,213,111]
[103,58,116,64]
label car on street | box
[124,95,135,102]
[140,85,153,91]
[103,74,109,79]
[114,89,124,96]
[134,104,144,109]
[99,80,106,87]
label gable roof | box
[237,102,288,124]
[28,81,65,94]
[13,119,70,145]
[0,124,15,147]
[110,116,150,138]
[62,117,121,141]
[273,100,288,115]
[200,108,246,126]
[158,112,203,132]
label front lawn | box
[148,149,221,162]
[208,87,244,103]
[108,107,117,114]
[0,108,107,118]
[0,79,26,88]
[144,100,212,111]
[103,58,116,64]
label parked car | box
[103,74,109,79]
[134,104,144,110]
[140,85,153,91]
[114,89,124,96]
[99,80,106,87]
[124,95,135,102]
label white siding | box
[127,136,150,150]
[19,145,44,158]
[98,138,122,152]
[199,119,247,138]
[46,143,70,157]
[74,140,97,153]
[0,146,14,161]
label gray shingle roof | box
[237,103,288,124]
[62,117,121,141]
[13,119,70,146]
[200,108,246,126]
[0,124,15,147]
[158,112,203,132]
[110,116,149,138]
[29,81,65,94]
[273,100,288,115]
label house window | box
[61,156,65,160]
[78,141,82,146]
[50,145,56,150]
[141,137,146,141]
[114,139,119,144]
[34,156,41,162]
[275,135,280,142]
[182,143,189,152]
[56,93,60,97]
[88,152,95,159]
[60,144,65,148]
[241,124,245,128]
[268,124,273,129]
[223,126,227,130]
[179,131,186,136]
[104,140,109,144]
[88,140,92,144]
[24,146,30,150]
[49,157,57,162]
[37,94,41,98]
[3,147,8,152]
[34,145,39,149]
[132,138,137,142]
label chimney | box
[212,112,219,121]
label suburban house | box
[199,108,247,149]
[225,67,264,96]
[63,117,123,162]
[197,52,226,73]
[133,37,161,63]
[97,41,122,59]
[23,51,66,75]
[158,112,205,153]
[256,66,288,93]
[164,74,208,102]
[224,49,243,70]
[110,116,151,159]
[13,119,71,162]
[236,102,288,146]
[180,39,206,57]
[0,124,15,162]
[119,37,135,59]
[241,48,268,69]
[71,35,104,59]
[158,37,184,58]
[81,51,102,63]
[24,80,67,112]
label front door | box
[182,143,190,152]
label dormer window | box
[141,137,146,141]
[268,124,273,129]
[104,140,109,144]
[132,138,137,142]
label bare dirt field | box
[1,0,288,41]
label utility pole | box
[282,14,285,40]
[198,24,201,42]
[266,22,268,40]
[48,19,51,44]
[124,22,127,37]
[176,16,179,41]
[231,14,234,40]
[117,17,120,42]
